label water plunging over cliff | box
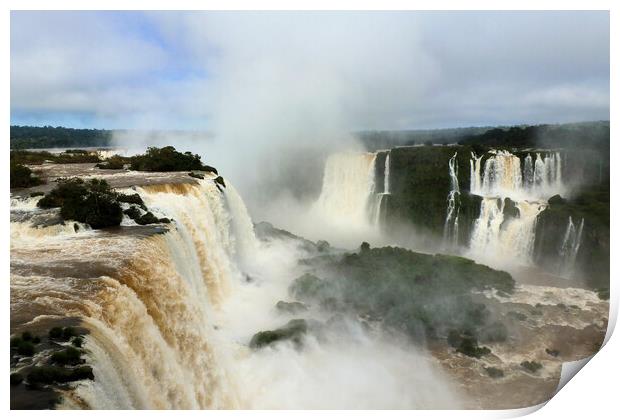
[559,216,585,278]
[469,198,545,265]
[11,172,461,409]
[314,152,379,227]
[470,150,564,200]
[467,150,564,266]
[443,152,460,249]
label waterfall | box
[443,152,460,249]
[467,150,565,266]
[384,152,391,194]
[314,152,379,226]
[559,216,585,277]
[11,179,262,408]
[11,175,461,409]
[470,150,564,200]
[469,152,483,193]
[469,198,544,265]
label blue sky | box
[11,11,610,131]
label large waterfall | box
[467,150,564,266]
[11,174,459,409]
[314,152,379,227]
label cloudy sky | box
[11,11,609,131]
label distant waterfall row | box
[470,150,564,200]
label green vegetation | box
[520,361,543,373]
[26,365,94,385]
[96,154,130,170]
[11,125,112,149]
[38,178,123,229]
[50,347,83,365]
[292,246,514,353]
[129,146,218,173]
[10,149,101,165]
[10,164,43,189]
[485,367,504,379]
[249,319,308,349]
[49,326,78,341]
[10,337,35,357]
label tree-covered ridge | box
[358,120,609,152]
[11,126,113,149]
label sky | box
[10,11,610,131]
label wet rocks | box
[249,319,308,349]
[275,301,308,315]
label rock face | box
[249,319,308,349]
[533,184,609,288]
[383,146,480,246]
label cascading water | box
[372,151,392,226]
[443,152,460,249]
[11,173,460,409]
[383,152,391,194]
[469,198,545,264]
[467,150,564,266]
[314,152,379,227]
[558,216,585,278]
[470,150,564,200]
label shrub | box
[27,365,94,385]
[49,327,63,339]
[21,331,33,341]
[71,336,84,348]
[95,154,129,170]
[51,347,82,365]
[520,361,542,373]
[456,338,491,359]
[37,178,123,229]
[485,367,504,378]
[130,146,215,172]
[10,164,43,188]
[16,341,35,357]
